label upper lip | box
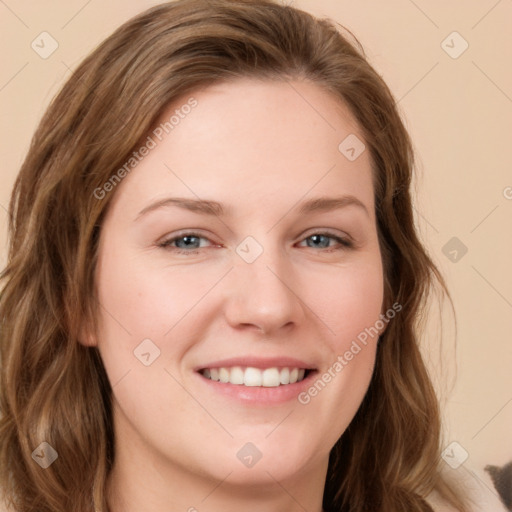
[195,356,316,371]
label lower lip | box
[195,371,317,406]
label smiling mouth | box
[199,366,314,387]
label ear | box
[376,308,391,338]
[378,300,402,338]
[378,316,389,337]
[77,316,98,347]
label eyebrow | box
[135,195,369,220]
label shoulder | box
[427,466,509,512]
[426,491,462,512]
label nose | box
[222,245,305,335]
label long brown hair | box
[0,1,467,511]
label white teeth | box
[244,367,262,387]
[262,368,281,387]
[219,367,230,383]
[201,366,308,387]
[230,366,244,385]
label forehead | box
[105,78,375,218]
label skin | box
[83,78,385,512]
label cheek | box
[92,248,209,438]
[95,245,205,338]
[296,262,383,437]
[302,259,383,406]
[311,260,384,348]
[93,241,226,381]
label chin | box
[219,436,324,484]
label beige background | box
[1,0,511,505]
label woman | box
[0,1,470,510]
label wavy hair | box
[0,1,467,511]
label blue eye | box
[300,233,352,250]
[158,231,352,255]
[159,233,211,254]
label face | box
[88,78,384,490]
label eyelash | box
[158,231,353,255]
